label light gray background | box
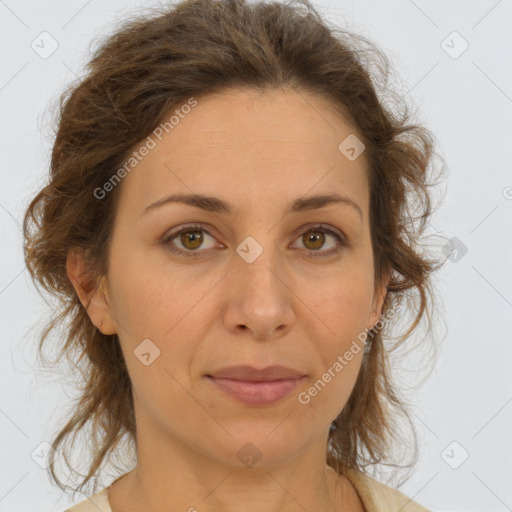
[1,1,511,511]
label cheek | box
[107,255,215,381]
[107,247,199,339]
[299,270,373,408]
[107,266,202,421]
[298,283,369,422]
[306,270,374,340]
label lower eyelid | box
[294,229,346,256]
[164,225,346,256]
[164,228,218,253]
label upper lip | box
[206,365,306,381]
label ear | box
[368,266,391,329]
[66,248,117,335]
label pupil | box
[306,232,324,249]
[183,231,202,248]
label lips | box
[208,365,305,382]
[205,365,307,406]
[206,364,306,381]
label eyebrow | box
[141,191,363,220]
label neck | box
[108,438,342,512]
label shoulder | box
[340,466,432,512]
[60,468,430,512]
[61,488,112,512]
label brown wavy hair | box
[22,0,447,497]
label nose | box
[222,241,296,340]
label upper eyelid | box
[163,222,345,248]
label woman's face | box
[80,87,388,468]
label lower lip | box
[206,376,305,406]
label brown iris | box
[178,228,327,252]
[180,230,204,250]
[302,231,325,250]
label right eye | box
[162,224,221,257]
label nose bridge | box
[236,232,283,299]
[225,231,295,338]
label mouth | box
[205,375,306,406]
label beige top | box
[62,466,431,512]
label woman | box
[22,0,445,510]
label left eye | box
[292,226,345,256]
[163,226,219,257]
[162,224,346,258]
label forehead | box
[116,87,370,219]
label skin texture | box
[67,87,389,512]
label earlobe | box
[66,248,94,305]
[369,268,391,329]
[66,249,117,335]
[87,277,117,335]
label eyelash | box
[162,223,347,259]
